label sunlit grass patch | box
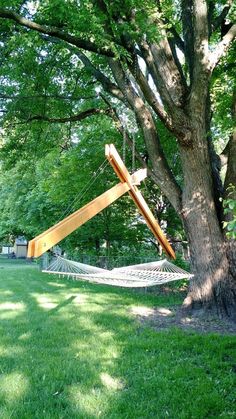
[0,301,26,311]
[69,385,109,417]
[0,301,26,319]
[0,372,28,404]
[47,281,66,288]
[31,293,59,310]
[100,372,124,390]
[0,258,235,418]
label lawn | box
[0,257,235,419]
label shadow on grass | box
[48,295,77,315]
[0,262,235,418]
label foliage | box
[0,38,185,257]
[211,43,236,151]
[222,185,236,239]
[0,116,180,257]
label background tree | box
[0,0,235,319]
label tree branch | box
[22,108,110,124]
[139,39,186,112]
[181,0,194,83]
[73,50,125,103]
[108,59,183,213]
[129,62,173,128]
[127,57,189,140]
[168,37,188,90]
[101,94,151,170]
[153,1,187,93]
[211,1,234,33]
[0,94,96,101]
[133,47,191,144]
[168,27,185,53]
[192,0,209,71]
[114,1,186,109]
[209,24,236,71]
[0,8,115,57]
[101,93,183,212]
[155,0,185,53]
[189,0,210,108]
[30,38,125,103]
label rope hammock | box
[43,256,193,288]
[28,144,193,288]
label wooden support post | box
[105,144,176,259]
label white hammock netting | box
[43,256,193,288]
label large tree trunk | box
[179,123,236,320]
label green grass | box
[0,258,235,419]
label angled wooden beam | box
[27,168,147,258]
[105,144,176,259]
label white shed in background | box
[1,245,14,255]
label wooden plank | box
[28,165,148,258]
[130,168,147,185]
[29,181,130,258]
[105,144,133,186]
[128,187,176,259]
[27,240,35,258]
[106,144,176,259]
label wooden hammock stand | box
[27,144,175,259]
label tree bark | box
[179,124,236,320]
[224,90,236,280]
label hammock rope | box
[43,256,193,288]
[57,158,109,223]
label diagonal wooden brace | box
[27,167,147,258]
[105,144,175,259]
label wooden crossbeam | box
[27,144,175,259]
[27,167,147,258]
